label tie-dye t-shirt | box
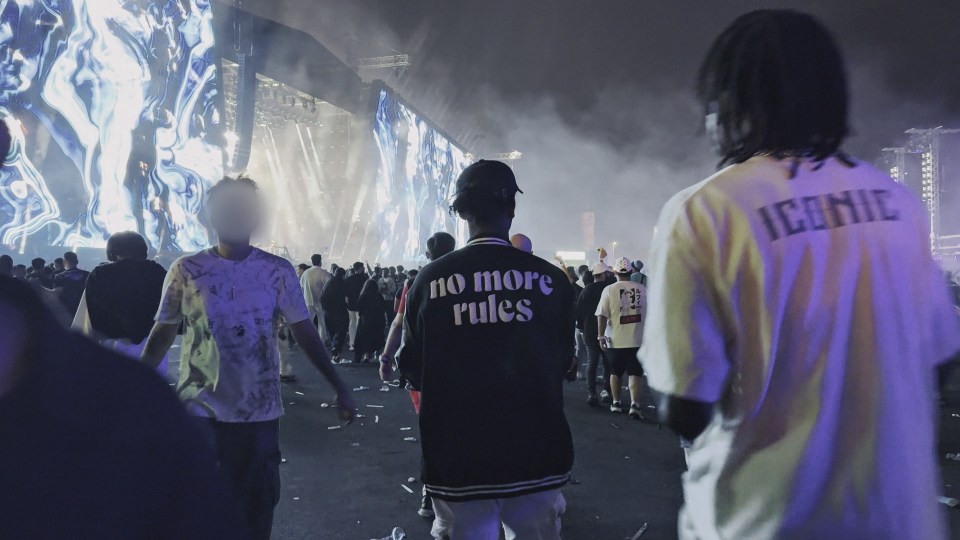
[156,247,310,422]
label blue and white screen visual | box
[0,0,222,253]
[373,89,471,262]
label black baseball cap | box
[453,160,523,199]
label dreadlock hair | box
[697,10,855,171]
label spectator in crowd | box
[321,266,350,363]
[345,261,368,350]
[301,254,333,347]
[354,279,387,363]
[11,264,26,281]
[642,10,960,539]
[26,257,53,289]
[399,160,575,538]
[0,254,11,277]
[381,231,456,519]
[73,232,168,375]
[140,176,355,540]
[0,275,241,539]
[53,251,89,317]
[630,260,647,286]
[597,257,648,419]
[577,262,614,406]
[510,233,533,253]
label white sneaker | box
[610,401,623,413]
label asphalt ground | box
[167,346,960,539]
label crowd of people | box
[3,8,960,540]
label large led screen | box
[0,0,222,253]
[373,88,471,262]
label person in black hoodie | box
[577,262,615,407]
[73,232,169,375]
[399,160,575,539]
[345,261,368,351]
[321,267,350,362]
[354,279,387,363]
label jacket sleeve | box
[396,279,424,390]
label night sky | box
[245,0,960,257]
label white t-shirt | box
[641,156,960,540]
[301,265,332,311]
[596,280,646,348]
[156,247,310,422]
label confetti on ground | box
[367,404,385,408]
[353,386,370,392]
[293,497,300,501]
[320,403,330,408]
[401,484,414,494]
[610,422,622,431]
[627,523,649,539]
[404,437,417,442]
[400,427,412,431]
[351,443,360,447]
[407,477,416,483]
[281,458,287,464]
[328,425,342,431]
[355,414,366,419]
[288,402,295,405]
[380,386,390,392]
[295,391,305,396]
[375,416,380,423]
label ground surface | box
[170,347,960,540]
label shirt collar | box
[467,235,512,247]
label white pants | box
[348,310,360,348]
[308,305,329,343]
[431,489,566,540]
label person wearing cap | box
[577,261,615,406]
[398,160,575,539]
[596,257,648,418]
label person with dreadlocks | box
[640,10,960,540]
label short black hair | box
[54,258,64,265]
[697,10,850,167]
[31,258,45,271]
[311,254,323,266]
[297,263,310,272]
[450,190,515,223]
[63,252,78,265]
[334,267,346,278]
[207,175,258,203]
[583,272,595,285]
[0,254,12,275]
[352,262,364,272]
[106,231,149,261]
[426,232,456,260]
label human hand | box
[379,355,394,382]
[599,337,609,351]
[335,391,357,424]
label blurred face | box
[208,185,261,244]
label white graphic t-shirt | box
[300,265,332,312]
[596,280,646,348]
[641,156,960,540]
[156,247,310,422]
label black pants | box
[326,312,348,355]
[585,339,611,395]
[198,419,281,540]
